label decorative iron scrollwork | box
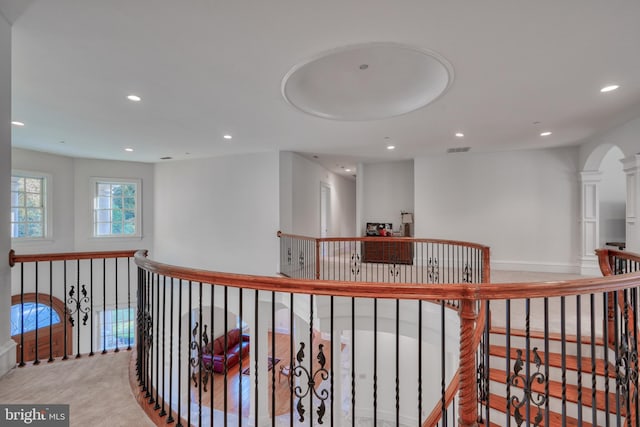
[138,309,153,351]
[351,252,361,276]
[508,347,546,426]
[477,360,488,403]
[190,322,213,392]
[287,247,292,265]
[462,263,472,283]
[428,258,439,283]
[616,301,639,407]
[299,251,305,269]
[292,342,330,424]
[67,284,90,327]
[388,263,400,278]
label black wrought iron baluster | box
[89,259,94,356]
[614,289,622,426]
[604,292,611,422]
[214,284,219,427]
[176,279,183,427]
[198,283,203,425]
[254,289,259,427]
[225,285,229,427]
[63,261,68,360]
[48,261,53,363]
[167,278,175,424]
[590,294,597,425]
[148,273,155,403]
[395,298,400,426]
[633,287,639,427]
[154,274,161,411]
[34,262,39,365]
[159,276,167,417]
[561,296,566,419]
[576,295,582,427]
[289,293,295,427]
[19,263,25,366]
[418,299,422,425]
[102,259,106,354]
[441,300,447,424]
[187,281,192,427]
[271,290,276,426]
[238,287,243,427]
[115,258,119,353]
[506,299,511,427]
[373,298,378,426]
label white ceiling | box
[6,1,640,177]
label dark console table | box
[362,240,413,265]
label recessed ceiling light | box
[387,145,396,150]
[455,132,464,138]
[127,94,141,102]
[125,148,134,152]
[540,131,552,137]
[600,85,619,93]
[345,168,352,172]
[11,121,25,126]
[223,134,232,140]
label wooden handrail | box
[277,230,491,252]
[9,249,141,267]
[134,250,640,302]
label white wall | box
[599,146,626,246]
[153,152,280,276]
[281,152,356,237]
[360,160,414,235]
[415,148,581,272]
[0,11,16,376]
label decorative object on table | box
[365,222,393,236]
[401,212,413,237]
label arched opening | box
[599,146,626,249]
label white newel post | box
[580,171,602,275]
[622,154,640,253]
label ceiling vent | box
[447,147,471,154]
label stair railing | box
[597,248,640,426]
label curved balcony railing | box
[8,242,640,427]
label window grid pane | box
[11,175,45,239]
[93,181,138,237]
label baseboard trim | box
[0,339,16,378]
[491,260,580,274]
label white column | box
[0,12,16,377]
[622,154,640,253]
[579,171,602,275]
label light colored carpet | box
[0,351,154,427]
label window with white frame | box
[11,173,48,239]
[92,178,141,237]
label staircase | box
[480,327,623,426]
